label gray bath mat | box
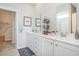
[18,47,35,56]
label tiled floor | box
[0,41,19,56]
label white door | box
[42,37,54,56]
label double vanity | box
[26,32,79,56]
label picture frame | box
[23,16,32,26]
[35,18,41,27]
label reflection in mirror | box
[71,3,77,33]
[56,3,77,34]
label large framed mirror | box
[56,3,77,34]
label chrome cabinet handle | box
[50,42,53,45]
[55,44,58,46]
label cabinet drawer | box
[55,41,79,51]
[54,41,79,56]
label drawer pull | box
[51,42,53,45]
[55,44,58,46]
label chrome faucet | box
[60,33,66,37]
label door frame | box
[0,8,16,45]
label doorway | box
[0,9,16,49]
[0,9,19,56]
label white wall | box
[0,3,34,49]
[14,4,34,49]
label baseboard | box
[16,45,27,49]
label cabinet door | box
[26,33,30,48]
[34,35,42,56]
[42,37,54,56]
[54,41,79,56]
[26,33,34,51]
[30,34,35,51]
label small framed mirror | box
[35,18,41,27]
[23,16,32,26]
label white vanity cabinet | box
[26,32,42,56]
[26,32,54,56]
[54,41,79,56]
[42,37,54,56]
[26,32,79,56]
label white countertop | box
[26,31,79,47]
